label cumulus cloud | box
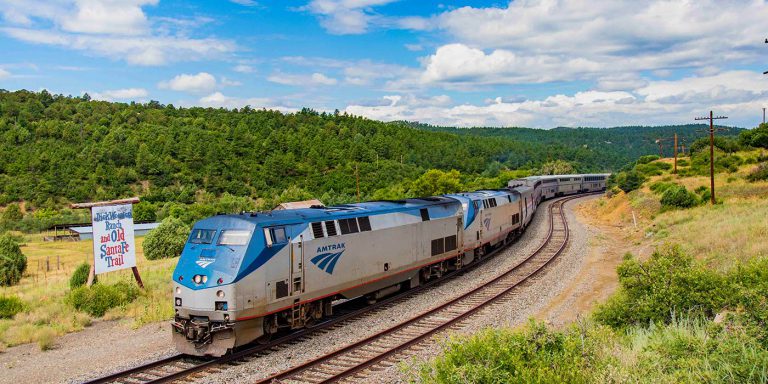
[0,1,236,65]
[0,68,9,79]
[91,87,148,101]
[159,72,217,94]
[345,71,768,128]
[428,1,767,85]
[267,72,338,86]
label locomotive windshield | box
[218,229,251,246]
[189,229,216,244]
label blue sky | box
[1,0,767,128]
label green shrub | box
[660,185,699,209]
[637,154,660,164]
[0,233,27,286]
[677,159,689,166]
[610,170,645,193]
[69,262,96,289]
[594,246,729,328]
[649,181,676,195]
[0,295,25,318]
[747,163,768,182]
[66,282,140,317]
[143,217,189,260]
[1,203,23,222]
[418,322,595,384]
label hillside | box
[411,122,743,171]
[416,149,768,383]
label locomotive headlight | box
[202,275,208,284]
[193,275,202,284]
[216,290,225,298]
[175,286,181,294]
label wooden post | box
[709,111,715,205]
[673,133,678,174]
[72,197,144,289]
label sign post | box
[71,197,144,288]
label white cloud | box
[267,72,338,86]
[233,64,254,73]
[419,43,602,86]
[0,1,236,65]
[198,91,296,112]
[61,0,156,35]
[3,27,235,65]
[301,0,399,34]
[159,72,217,94]
[431,1,767,84]
[345,71,768,128]
[91,87,148,101]
[229,0,258,6]
[0,68,10,79]
[281,55,416,87]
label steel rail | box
[82,195,572,384]
[256,193,593,384]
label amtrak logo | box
[311,243,346,274]
[196,258,215,268]
[483,218,491,230]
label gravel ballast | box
[0,196,599,384]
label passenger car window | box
[189,229,216,244]
[218,230,251,246]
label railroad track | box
[255,194,583,384]
[83,194,592,384]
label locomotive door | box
[289,235,305,295]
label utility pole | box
[763,107,766,124]
[673,133,678,174]
[695,111,728,204]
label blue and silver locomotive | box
[171,174,607,356]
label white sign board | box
[91,204,136,274]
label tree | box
[1,203,22,222]
[537,160,574,175]
[0,233,27,286]
[409,169,463,197]
[143,217,189,260]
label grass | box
[416,150,768,383]
[0,235,178,350]
[414,318,768,384]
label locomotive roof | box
[211,196,461,226]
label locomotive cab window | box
[420,208,430,221]
[218,230,251,246]
[189,229,216,244]
[264,227,287,246]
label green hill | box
[0,89,745,229]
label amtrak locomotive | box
[171,173,609,356]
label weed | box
[0,296,25,319]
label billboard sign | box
[91,204,136,274]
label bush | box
[66,282,140,317]
[0,295,25,318]
[649,181,676,195]
[143,217,189,260]
[637,154,660,164]
[610,170,645,193]
[0,233,27,286]
[660,185,699,209]
[594,247,728,328]
[69,262,96,289]
[747,163,768,182]
[1,203,23,222]
[417,322,595,383]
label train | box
[171,173,609,356]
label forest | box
[0,89,741,230]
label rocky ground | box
[0,195,626,384]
